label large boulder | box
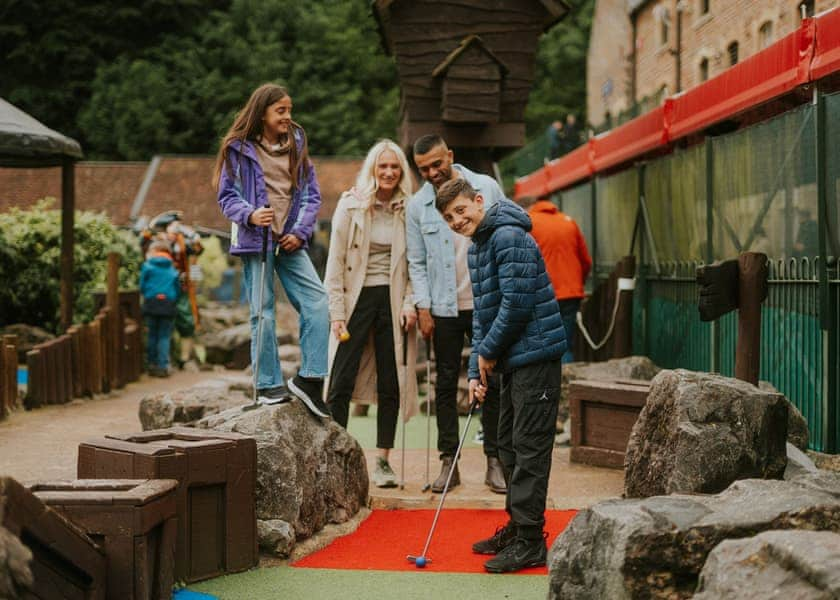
[559,356,660,429]
[201,323,252,369]
[760,380,810,450]
[548,472,840,600]
[197,401,368,556]
[138,375,252,430]
[694,530,840,599]
[624,369,788,498]
[0,525,33,599]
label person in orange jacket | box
[524,196,592,363]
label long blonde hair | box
[353,139,413,210]
[213,83,310,190]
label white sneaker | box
[373,457,398,488]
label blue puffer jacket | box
[467,199,567,380]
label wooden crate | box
[569,379,651,469]
[0,477,107,600]
[77,428,257,582]
[29,479,178,600]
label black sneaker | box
[288,375,330,418]
[483,536,547,573]
[472,521,516,555]
[258,385,293,405]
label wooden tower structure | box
[372,0,569,173]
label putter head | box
[241,402,262,412]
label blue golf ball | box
[415,556,427,568]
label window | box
[654,5,671,47]
[799,0,815,19]
[728,41,739,66]
[699,0,710,15]
[699,58,709,82]
[759,21,774,49]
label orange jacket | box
[528,201,592,300]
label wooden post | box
[69,327,82,398]
[25,350,41,409]
[62,335,73,402]
[613,256,636,358]
[0,344,7,420]
[60,158,75,331]
[106,253,123,388]
[90,319,103,395]
[734,252,768,385]
[99,311,111,394]
[6,344,17,412]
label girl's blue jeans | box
[241,247,329,389]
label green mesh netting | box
[559,182,593,254]
[595,169,637,266]
[711,104,817,261]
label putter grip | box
[260,203,270,262]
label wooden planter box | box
[569,379,651,469]
[0,477,107,600]
[77,427,257,583]
[29,479,178,600]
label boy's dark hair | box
[435,178,477,213]
[412,134,446,157]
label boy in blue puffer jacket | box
[435,178,567,573]
[140,240,181,377]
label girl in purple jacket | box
[214,83,330,417]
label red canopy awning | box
[667,19,814,140]
[591,105,668,172]
[810,7,840,81]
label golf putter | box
[421,337,433,492]
[400,328,408,490]
[408,398,480,567]
[243,205,271,412]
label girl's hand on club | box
[469,379,487,404]
[400,308,417,331]
[249,206,274,226]
[332,320,349,341]
[279,234,303,252]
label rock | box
[784,442,818,480]
[548,473,840,600]
[559,356,660,429]
[138,375,253,430]
[197,401,368,552]
[624,369,788,498]
[0,323,54,364]
[760,381,809,450]
[0,525,33,599]
[809,450,840,473]
[201,323,252,369]
[257,519,296,558]
[694,530,840,599]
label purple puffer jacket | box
[217,129,321,255]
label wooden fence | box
[0,253,144,416]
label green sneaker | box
[373,457,398,488]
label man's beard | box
[431,167,452,189]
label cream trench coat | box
[324,189,419,419]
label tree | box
[525,0,595,136]
[0,0,228,150]
[79,0,399,159]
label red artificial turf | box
[293,509,577,574]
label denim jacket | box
[217,130,321,255]
[405,164,504,317]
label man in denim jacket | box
[406,134,507,494]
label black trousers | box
[433,311,499,458]
[498,359,560,540]
[328,286,399,449]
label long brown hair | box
[213,83,310,190]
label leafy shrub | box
[0,198,141,332]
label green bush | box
[0,198,141,332]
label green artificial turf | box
[345,401,483,450]
[189,565,548,600]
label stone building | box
[587,0,839,128]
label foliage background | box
[0,0,593,160]
[0,200,141,332]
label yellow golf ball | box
[339,331,351,342]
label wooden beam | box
[400,120,524,149]
[60,158,75,331]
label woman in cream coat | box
[324,139,418,487]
